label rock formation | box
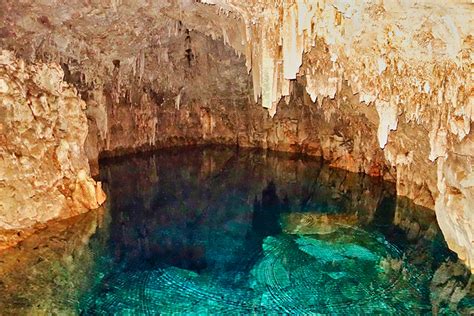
[0,51,105,247]
[0,1,472,270]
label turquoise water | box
[77,147,472,315]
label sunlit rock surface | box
[0,1,472,270]
[0,51,105,247]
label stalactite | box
[212,0,471,164]
[375,99,398,149]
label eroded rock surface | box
[0,51,105,246]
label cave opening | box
[0,0,472,314]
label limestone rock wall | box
[0,51,105,245]
[80,33,388,181]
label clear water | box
[0,147,472,314]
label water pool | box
[0,147,472,314]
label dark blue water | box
[77,147,473,315]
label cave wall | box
[74,30,388,181]
[0,51,105,248]
[0,0,472,270]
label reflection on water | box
[0,208,105,314]
[0,147,472,314]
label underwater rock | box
[0,209,103,314]
[281,212,359,235]
[430,261,474,315]
[296,236,378,263]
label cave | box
[0,0,473,314]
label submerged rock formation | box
[0,51,105,247]
[0,1,472,270]
[0,208,105,314]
